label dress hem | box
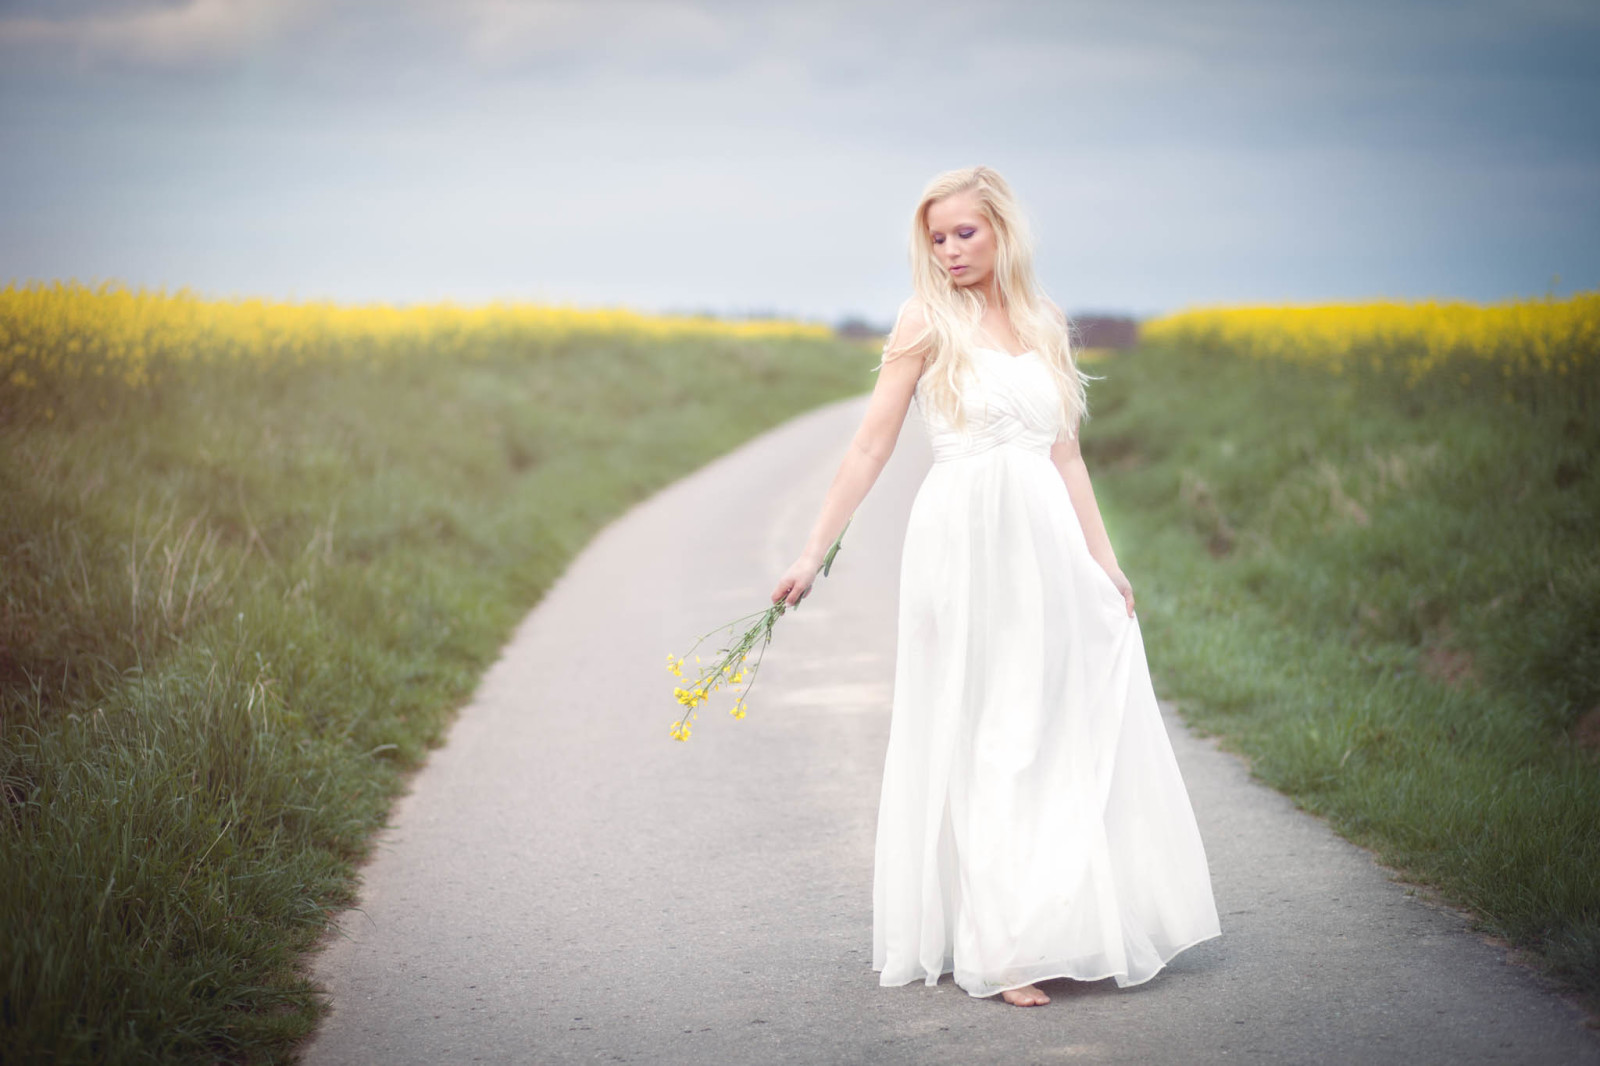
[873,926,1223,998]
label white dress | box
[871,344,1222,998]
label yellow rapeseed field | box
[1140,291,1599,412]
[0,279,833,418]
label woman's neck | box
[974,275,1003,309]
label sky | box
[1,0,1597,323]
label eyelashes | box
[932,229,978,245]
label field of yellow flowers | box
[1082,290,1600,1018]
[0,279,868,1064]
[0,280,832,421]
[1141,290,1599,413]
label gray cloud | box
[1,0,1596,319]
[0,0,317,72]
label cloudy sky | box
[1,0,1596,322]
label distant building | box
[1072,315,1139,349]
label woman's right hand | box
[772,555,822,608]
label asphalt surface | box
[302,395,1600,1065]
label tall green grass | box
[0,335,872,1063]
[1082,341,1600,1011]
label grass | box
[1080,340,1600,1012]
[0,333,873,1064]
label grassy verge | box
[0,331,872,1063]
[1081,341,1600,1012]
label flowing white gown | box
[871,344,1222,999]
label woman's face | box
[925,189,996,289]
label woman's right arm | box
[772,303,928,607]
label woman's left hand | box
[1106,567,1136,617]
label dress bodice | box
[914,347,1068,463]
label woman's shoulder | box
[891,295,929,333]
[884,296,931,357]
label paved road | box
[302,395,1600,1065]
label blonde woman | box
[772,166,1221,1007]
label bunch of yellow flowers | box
[665,652,752,742]
[666,518,851,742]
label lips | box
[950,265,968,273]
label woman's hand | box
[772,554,822,608]
[1106,566,1136,617]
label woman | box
[771,165,1221,1007]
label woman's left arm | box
[1050,433,1136,616]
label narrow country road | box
[302,396,1600,1065]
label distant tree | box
[828,313,1138,347]
[834,316,891,340]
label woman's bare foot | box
[1001,983,1050,1006]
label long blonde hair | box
[884,165,1093,438]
